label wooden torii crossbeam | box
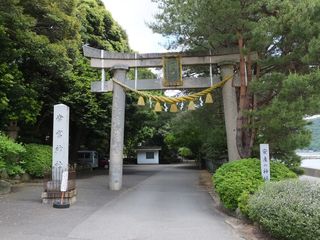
[83,45,257,191]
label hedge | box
[212,158,297,211]
[248,180,320,240]
[0,133,25,162]
[21,144,52,177]
[0,133,26,176]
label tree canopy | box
[3,0,320,169]
[151,0,320,169]
[0,0,157,162]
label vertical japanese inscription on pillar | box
[52,104,70,179]
[162,55,183,87]
[260,144,270,181]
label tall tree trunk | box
[236,32,253,158]
[245,53,253,156]
[249,61,261,154]
[236,33,247,158]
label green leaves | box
[178,147,192,158]
[213,158,296,211]
[0,133,25,162]
[163,92,227,165]
[0,64,41,125]
[0,0,80,129]
[151,0,256,49]
[151,0,320,164]
[20,144,52,177]
[0,0,132,158]
[76,0,129,51]
[0,133,26,176]
[248,180,320,240]
[250,70,320,167]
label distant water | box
[297,151,320,170]
[301,159,320,170]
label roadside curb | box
[302,167,320,178]
[0,180,11,195]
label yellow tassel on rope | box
[154,102,162,112]
[112,75,233,112]
[170,103,178,112]
[137,96,145,106]
[188,101,195,110]
[205,93,213,104]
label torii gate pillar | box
[220,64,241,161]
[109,65,129,190]
[82,46,257,189]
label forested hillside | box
[306,118,320,151]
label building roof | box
[136,146,162,151]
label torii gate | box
[83,46,256,190]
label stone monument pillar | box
[42,103,76,204]
[52,104,70,178]
[109,65,129,190]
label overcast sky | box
[102,0,167,53]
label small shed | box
[136,146,161,164]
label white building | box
[136,146,161,164]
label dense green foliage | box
[21,144,52,177]
[77,0,129,51]
[178,147,192,159]
[212,159,296,211]
[0,134,51,177]
[248,180,320,240]
[0,133,25,162]
[250,71,320,169]
[151,0,320,168]
[0,160,5,171]
[5,165,24,176]
[0,0,159,162]
[164,94,227,167]
[0,133,25,176]
[2,0,320,170]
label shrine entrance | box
[83,46,257,190]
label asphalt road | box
[0,164,240,240]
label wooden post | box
[109,65,129,190]
[220,64,241,161]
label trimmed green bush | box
[21,144,52,177]
[212,158,297,211]
[0,133,25,162]
[0,133,26,176]
[248,180,320,240]
[5,164,24,176]
[178,147,192,158]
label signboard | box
[163,56,183,87]
[260,144,270,181]
[60,171,69,192]
[52,104,70,180]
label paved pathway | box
[300,175,320,182]
[0,164,240,240]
